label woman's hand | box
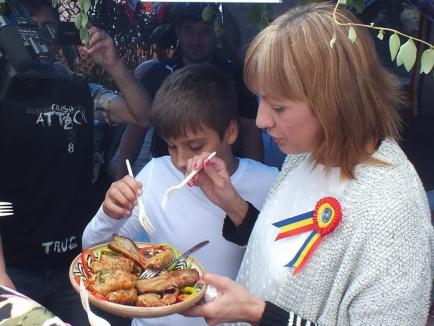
[103,175,142,219]
[187,153,248,225]
[183,273,265,325]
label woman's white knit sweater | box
[264,139,433,325]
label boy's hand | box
[103,175,142,219]
[187,153,248,225]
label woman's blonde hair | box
[244,2,404,179]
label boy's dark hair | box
[152,63,239,141]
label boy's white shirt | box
[82,156,278,326]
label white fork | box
[79,279,111,326]
[126,160,155,235]
[161,152,216,210]
[139,240,210,279]
[0,202,13,217]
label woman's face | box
[256,95,323,154]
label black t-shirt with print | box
[141,54,258,157]
[0,78,94,270]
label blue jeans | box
[7,266,88,325]
[7,266,132,326]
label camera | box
[0,0,79,103]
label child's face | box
[166,123,237,174]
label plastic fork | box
[125,160,155,235]
[79,279,111,326]
[0,202,13,217]
[161,152,217,210]
[139,240,210,279]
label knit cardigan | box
[240,139,434,325]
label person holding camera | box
[0,0,151,324]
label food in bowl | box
[77,235,202,307]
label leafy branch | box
[243,3,273,31]
[201,4,223,38]
[332,0,434,75]
[52,0,98,45]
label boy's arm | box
[82,206,126,248]
[83,172,151,248]
[82,206,143,249]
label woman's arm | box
[345,192,433,325]
[188,153,264,245]
[222,202,260,246]
[188,153,251,222]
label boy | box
[82,64,278,326]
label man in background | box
[115,2,263,179]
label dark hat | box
[175,3,221,24]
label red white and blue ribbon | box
[273,197,342,275]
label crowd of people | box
[0,1,433,326]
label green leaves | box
[202,6,214,23]
[0,0,6,15]
[213,18,223,38]
[83,0,91,13]
[80,26,89,45]
[333,0,434,76]
[389,33,400,61]
[200,5,223,38]
[74,13,83,30]
[420,49,434,74]
[71,0,93,46]
[387,33,433,74]
[257,15,270,31]
[245,4,272,31]
[343,0,366,13]
[396,38,417,72]
[81,13,88,28]
[348,26,357,44]
[384,30,433,74]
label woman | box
[184,3,433,326]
